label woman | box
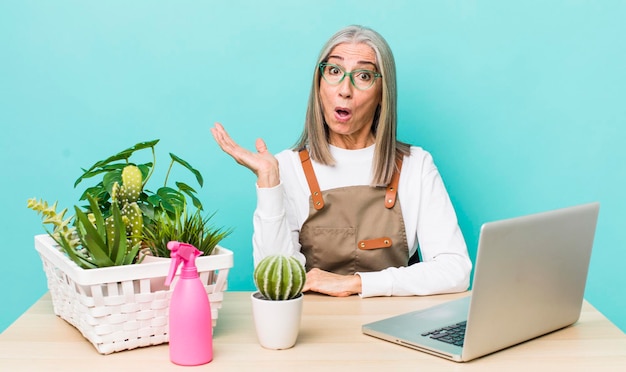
[211,25,471,298]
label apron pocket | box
[302,227,356,275]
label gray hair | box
[294,25,410,186]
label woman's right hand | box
[210,122,280,188]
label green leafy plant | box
[253,255,306,300]
[74,139,204,223]
[28,139,232,269]
[143,208,233,258]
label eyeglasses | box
[318,62,382,91]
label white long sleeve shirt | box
[253,144,472,298]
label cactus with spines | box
[109,165,144,248]
[254,255,306,300]
[103,205,141,250]
[111,164,142,205]
[118,165,143,204]
[121,202,143,247]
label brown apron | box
[298,149,411,275]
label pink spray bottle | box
[165,241,213,366]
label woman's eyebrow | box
[326,55,377,69]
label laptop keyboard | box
[421,321,466,347]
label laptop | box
[362,202,600,362]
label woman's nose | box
[338,77,353,98]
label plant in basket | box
[143,208,232,260]
[26,140,234,355]
[28,139,232,267]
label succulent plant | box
[253,255,306,301]
[28,194,140,269]
[27,198,80,251]
[73,194,141,268]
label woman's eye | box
[357,71,373,81]
[329,67,341,76]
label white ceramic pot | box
[251,292,303,350]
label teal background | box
[1,1,624,333]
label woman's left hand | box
[303,268,362,297]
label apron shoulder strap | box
[299,149,325,210]
[384,156,403,209]
[300,149,403,210]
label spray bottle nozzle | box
[164,241,203,287]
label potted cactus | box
[251,254,306,350]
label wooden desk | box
[1,291,625,371]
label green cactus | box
[108,165,144,249]
[111,165,142,205]
[122,202,143,248]
[253,255,306,301]
[103,202,143,252]
[111,181,121,204]
[121,165,142,203]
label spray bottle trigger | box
[164,241,182,287]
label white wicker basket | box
[34,234,233,355]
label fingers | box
[210,122,226,138]
[210,122,258,169]
[304,268,360,297]
[255,138,268,154]
[211,122,236,153]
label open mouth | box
[335,107,352,120]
